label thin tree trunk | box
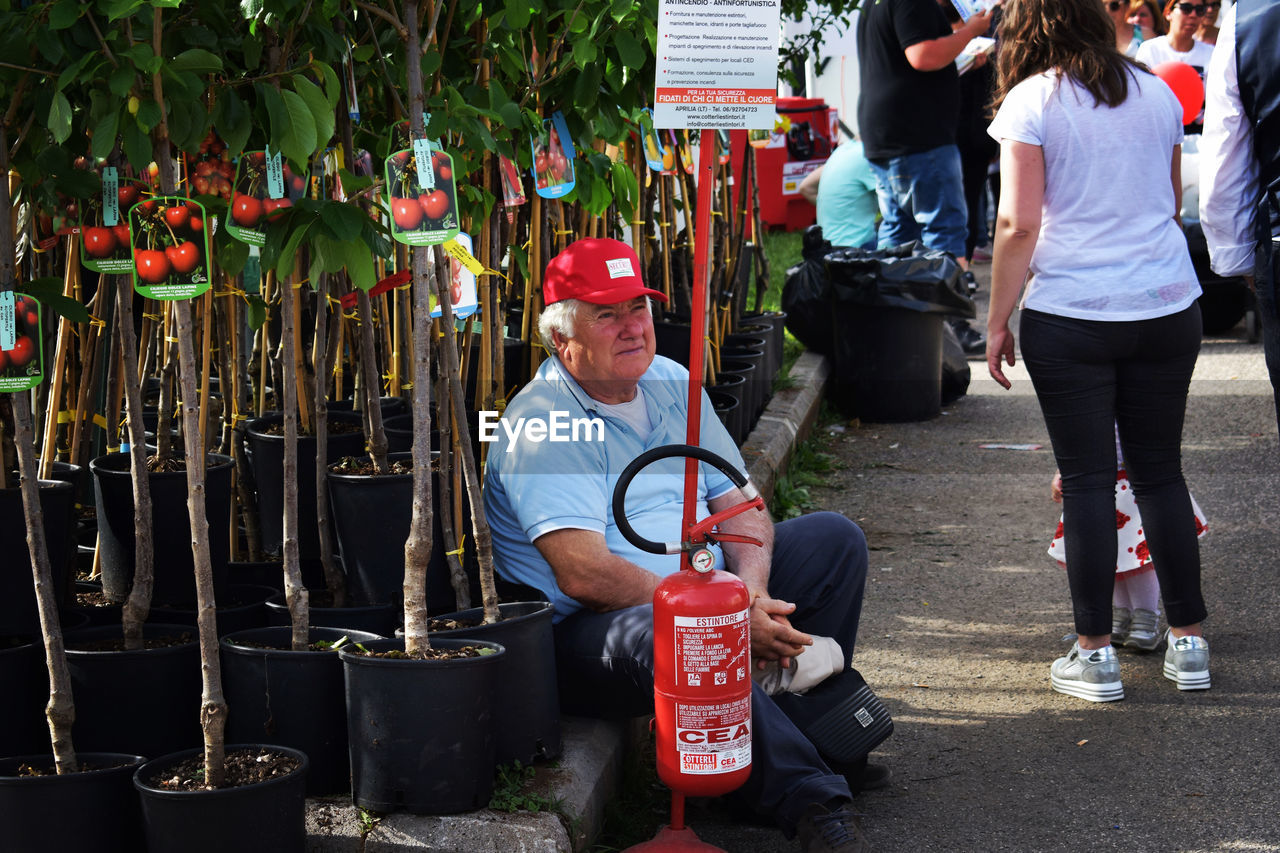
[432,335,470,611]
[430,251,500,624]
[313,274,344,606]
[402,0,434,654]
[117,277,156,650]
[276,270,309,650]
[151,8,226,785]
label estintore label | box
[673,609,749,688]
[606,257,634,279]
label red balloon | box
[1152,61,1205,126]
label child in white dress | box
[1048,429,1207,650]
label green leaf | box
[340,239,375,292]
[243,32,263,71]
[109,65,135,97]
[278,88,318,166]
[504,0,530,29]
[319,202,366,242]
[122,119,151,170]
[168,48,223,75]
[245,293,269,330]
[91,109,122,161]
[49,0,81,32]
[352,44,374,63]
[274,217,315,278]
[214,87,251,159]
[336,168,372,197]
[104,0,145,21]
[47,92,73,145]
[19,279,90,323]
[572,65,602,109]
[572,37,596,66]
[135,100,162,133]
[614,30,645,69]
[314,61,341,109]
[291,75,334,155]
[215,231,250,275]
[34,28,64,66]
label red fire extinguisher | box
[613,445,766,844]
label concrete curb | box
[302,353,829,852]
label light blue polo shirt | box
[482,355,747,622]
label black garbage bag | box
[824,243,977,422]
[940,321,971,405]
[825,242,976,319]
[781,225,837,356]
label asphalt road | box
[690,267,1280,852]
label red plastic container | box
[731,97,838,232]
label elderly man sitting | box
[483,238,880,853]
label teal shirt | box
[816,141,880,249]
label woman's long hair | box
[993,0,1146,112]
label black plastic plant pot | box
[741,310,787,371]
[430,601,563,765]
[719,345,768,422]
[328,396,410,418]
[707,373,749,446]
[653,319,692,367]
[64,624,202,758]
[150,584,277,637]
[133,745,308,853]
[327,453,449,608]
[0,638,45,759]
[0,478,76,636]
[0,753,147,853]
[264,593,400,637]
[707,391,743,448]
[90,452,234,607]
[221,626,384,796]
[724,333,777,389]
[245,411,367,562]
[341,638,505,814]
[224,559,326,593]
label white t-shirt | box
[987,69,1200,321]
[1134,36,1215,77]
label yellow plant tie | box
[446,534,467,558]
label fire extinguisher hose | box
[611,444,759,555]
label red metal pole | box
[682,133,719,558]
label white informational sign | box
[781,159,825,196]
[654,0,782,130]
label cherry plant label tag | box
[81,172,146,275]
[226,151,307,246]
[0,294,45,393]
[531,112,576,199]
[641,108,669,173]
[385,147,460,247]
[129,196,213,301]
[433,233,480,319]
[498,155,527,209]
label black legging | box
[1020,305,1207,636]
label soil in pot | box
[221,626,383,795]
[133,745,308,853]
[341,638,505,813]
[427,601,562,764]
[91,452,234,607]
[246,411,367,561]
[0,753,147,853]
[64,624,202,757]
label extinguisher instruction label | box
[675,697,752,774]
[673,608,749,687]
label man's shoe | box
[1122,608,1162,651]
[1050,643,1124,702]
[797,802,871,853]
[971,244,993,263]
[1112,607,1131,643]
[1163,630,1211,690]
[855,762,892,792]
[950,320,986,356]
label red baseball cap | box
[543,238,668,306]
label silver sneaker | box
[1051,643,1124,702]
[1163,630,1211,690]
[1123,608,1162,651]
[1112,607,1131,643]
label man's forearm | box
[710,491,775,597]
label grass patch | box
[590,732,667,852]
[772,403,841,519]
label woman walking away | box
[986,0,1210,702]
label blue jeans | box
[552,512,868,834]
[868,144,968,258]
[1019,307,1206,636]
